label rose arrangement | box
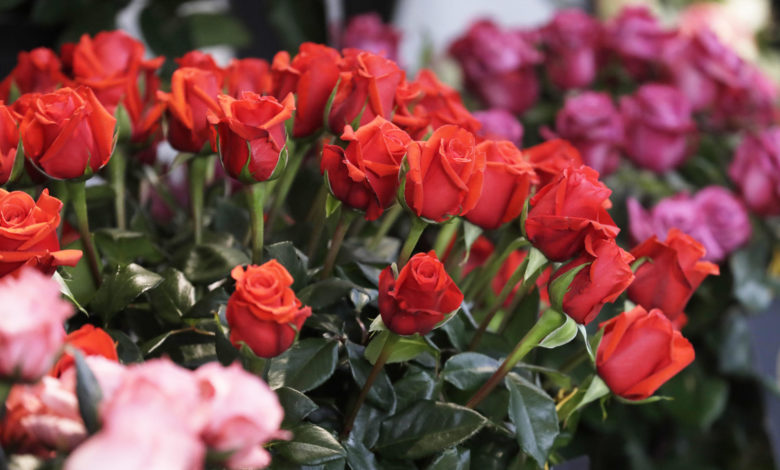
[0,6,770,469]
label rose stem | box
[305,184,329,260]
[68,180,102,287]
[341,333,399,438]
[397,217,428,267]
[266,141,308,236]
[432,217,460,259]
[189,155,209,245]
[247,182,266,265]
[108,147,127,230]
[469,256,529,351]
[368,203,402,250]
[321,209,355,280]
[466,309,563,409]
[462,234,525,301]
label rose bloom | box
[158,67,221,153]
[620,84,695,173]
[555,92,624,176]
[209,91,295,184]
[550,237,634,325]
[176,50,224,76]
[272,42,341,138]
[0,103,21,185]
[321,116,411,220]
[605,6,675,78]
[225,58,273,97]
[404,125,486,222]
[0,188,81,277]
[0,47,68,101]
[542,9,601,90]
[473,109,524,146]
[464,140,538,230]
[195,363,289,469]
[0,268,71,382]
[19,86,116,179]
[342,13,401,62]
[390,78,431,139]
[378,251,463,335]
[402,69,481,135]
[597,305,695,400]
[525,166,619,262]
[628,228,719,327]
[227,260,312,358]
[523,139,583,187]
[50,324,118,378]
[729,127,780,216]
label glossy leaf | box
[364,330,438,365]
[90,263,163,324]
[346,341,396,412]
[73,350,102,435]
[274,423,346,466]
[537,310,578,350]
[267,338,339,392]
[505,374,559,467]
[266,241,309,291]
[343,436,379,470]
[277,386,318,429]
[441,353,499,391]
[147,268,196,324]
[426,447,471,470]
[297,279,354,309]
[178,243,249,284]
[93,229,164,266]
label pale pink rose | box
[0,268,71,382]
[195,362,289,469]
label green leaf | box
[107,329,143,364]
[441,353,499,391]
[375,401,486,460]
[556,375,610,422]
[297,279,354,309]
[537,310,577,350]
[524,248,547,282]
[238,343,267,376]
[277,386,318,429]
[139,328,215,357]
[178,243,250,284]
[395,366,437,412]
[325,193,341,218]
[462,221,483,256]
[730,236,773,311]
[426,447,471,470]
[548,263,589,313]
[267,339,339,392]
[364,330,438,365]
[54,271,88,316]
[515,365,572,390]
[185,287,229,319]
[147,268,196,324]
[266,241,309,291]
[93,229,164,266]
[346,341,396,412]
[90,263,163,324]
[274,423,346,466]
[344,435,379,470]
[505,375,559,468]
[186,12,251,48]
[72,350,102,435]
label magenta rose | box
[729,127,780,216]
[341,13,401,63]
[541,9,601,90]
[605,6,675,78]
[473,109,524,146]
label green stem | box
[466,309,563,409]
[108,147,127,230]
[189,155,209,245]
[266,141,308,234]
[369,204,403,250]
[433,217,461,259]
[306,185,329,260]
[321,210,355,280]
[341,333,399,438]
[247,182,266,265]
[398,217,428,267]
[68,181,101,287]
[465,236,529,302]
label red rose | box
[327,49,404,133]
[321,116,411,220]
[550,237,634,325]
[525,166,619,261]
[0,188,81,278]
[176,51,224,77]
[523,138,583,187]
[0,104,21,185]
[390,79,431,139]
[627,228,719,325]
[225,58,273,98]
[19,87,116,179]
[464,140,538,230]
[271,43,341,138]
[378,251,463,335]
[456,235,494,277]
[596,305,695,400]
[0,48,68,101]
[158,67,221,153]
[50,325,119,377]
[411,69,481,133]
[226,261,312,358]
[209,92,295,183]
[404,125,486,222]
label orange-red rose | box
[225,58,273,98]
[50,325,119,377]
[524,138,583,187]
[0,104,21,185]
[158,67,221,153]
[0,48,68,101]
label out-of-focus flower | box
[341,13,401,63]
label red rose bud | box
[271,43,341,138]
[628,228,719,326]
[0,48,68,101]
[321,116,411,220]
[209,92,295,184]
[158,67,221,153]
[225,58,273,98]
[19,87,116,180]
[464,140,538,230]
[50,325,119,377]
[523,139,583,187]
[327,49,404,133]
[226,261,312,358]
[409,69,481,133]
[378,251,463,335]
[542,9,601,90]
[0,104,21,185]
[404,125,486,222]
[596,305,695,400]
[0,188,82,278]
[550,238,634,325]
[525,166,619,262]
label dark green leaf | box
[277,387,318,428]
[395,366,437,412]
[343,436,379,470]
[266,241,309,291]
[375,401,486,460]
[364,330,438,365]
[147,268,196,324]
[274,423,346,465]
[93,229,164,266]
[90,263,163,324]
[267,339,339,392]
[107,329,143,364]
[346,341,396,412]
[139,328,215,357]
[442,353,499,391]
[297,279,354,309]
[186,287,229,319]
[178,243,249,284]
[73,350,102,435]
[426,447,471,470]
[238,343,267,376]
[505,375,559,467]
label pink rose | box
[729,127,780,216]
[341,13,401,63]
[473,109,524,146]
[606,6,676,78]
[542,9,601,90]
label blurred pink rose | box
[195,363,288,469]
[620,84,695,172]
[606,6,675,78]
[729,127,780,215]
[542,9,601,90]
[473,109,524,146]
[341,13,400,63]
[0,268,71,382]
[555,91,624,175]
[713,64,777,129]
